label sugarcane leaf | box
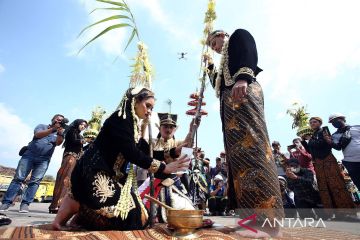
[96,0,128,9]
[90,7,127,14]
[123,28,136,51]
[78,15,132,37]
[78,23,133,54]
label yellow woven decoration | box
[129,42,153,89]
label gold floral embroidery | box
[265,144,273,162]
[241,129,257,149]
[92,173,115,203]
[221,44,232,87]
[255,196,278,220]
[233,67,255,81]
[252,83,262,99]
[226,96,248,110]
[214,40,229,97]
[233,169,261,199]
[148,159,161,173]
[225,116,240,131]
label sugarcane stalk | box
[189,56,208,147]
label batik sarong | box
[220,82,284,222]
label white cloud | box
[261,0,360,101]
[137,0,191,41]
[70,0,201,58]
[0,103,64,177]
[0,64,4,73]
[0,103,33,164]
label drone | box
[178,52,187,60]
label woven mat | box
[0,224,359,240]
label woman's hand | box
[163,155,190,174]
[140,119,149,137]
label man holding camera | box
[288,138,315,174]
[0,114,67,213]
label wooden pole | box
[147,120,155,227]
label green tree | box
[42,175,55,182]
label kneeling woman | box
[52,87,189,231]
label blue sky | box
[1,0,360,177]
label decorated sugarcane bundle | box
[83,106,106,140]
[286,103,313,138]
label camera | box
[322,126,331,135]
[287,144,296,149]
[59,118,69,129]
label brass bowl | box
[167,209,204,238]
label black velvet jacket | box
[208,29,262,88]
[308,129,332,159]
[90,110,166,177]
[63,128,83,154]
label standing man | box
[308,116,356,220]
[325,113,360,190]
[205,29,283,237]
[0,114,66,213]
[272,141,288,176]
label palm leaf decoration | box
[78,0,139,54]
[78,0,154,89]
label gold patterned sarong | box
[220,82,284,222]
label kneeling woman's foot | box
[52,195,80,231]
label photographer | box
[208,175,227,216]
[0,114,66,213]
[286,158,320,219]
[288,138,315,174]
